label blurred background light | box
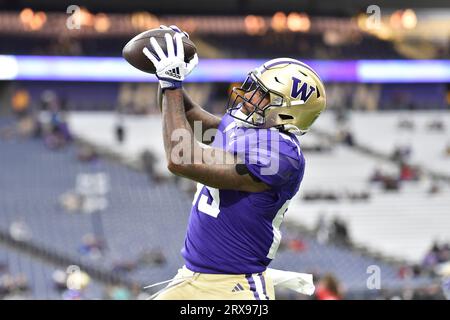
[1,55,449,83]
[287,12,310,32]
[0,2,449,302]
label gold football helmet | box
[227,58,326,135]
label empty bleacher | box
[68,112,450,263]
[1,113,441,298]
[0,243,105,299]
[315,111,450,175]
[297,111,450,260]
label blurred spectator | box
[427,120,445,132]
[78,233,105,260]
[337,129,355,146]
[137,248,167,267]
[370,167,384,183]
[40,90,58,111]
[11,89,30,119]
[288,239,307,252]
[303,191,339,201]
[9,220,32,242]
[352,84,381,111]
[343,131,355,146]
[347,190,370,201]
[52,269,69,292]
[62,289,84,300]
[421,241,450,274]
[428,182,441,195]
[38,90,72,150]
[52,267,92,300]
[382,175,400,191]
[313,215,351,246]
[315,274,342,300]
[315,214,330,244]
[141,150,158,181]
[330,217,351,246]
[444,143,450,157]
[301,144,333,153]
[16,114,41,138]
[391,145,412,162]
[0,273,30,299]
[411,284,445,300]
[136,290,152,300]
[370,164,420,190]
[112,260,137,273]
[397,118,415,130]
[399,163,420,181]
[106,285,132,300]
[304,190,368,202]
[115,118,126,144]
[46,110,71,150]
[59,191,83,213]
[62,267,91,300]
[76,144,98,163]
[398,265,415,279]
[441,277,450,299]
[370,169,402,191]
[335,106,350,124]
[2,99,42,139]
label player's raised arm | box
[162,90,270,192]
[157,84,222,142]
[153,25,221,144]
[182,88,222,135]
[145,31,269,192]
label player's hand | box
[159,25,199,77]
[142,25,198,90]
[143,32,186,90]
[160,24,190,38]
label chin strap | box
[232,108,258,128]
[282,124,306,136]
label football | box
[122,28,197,74]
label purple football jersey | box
[181,113,305,274]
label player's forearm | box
[185,106,221,133]
[158,85,194,113]
[162,89,198,170]
[181,88,196,113]
[161,90,269,192]
[183,89,221,135]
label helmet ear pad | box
[263,95,326,134]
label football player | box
[143,25,326,300]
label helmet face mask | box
[226,58,326,135]
[227,72,284,127]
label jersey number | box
[192,183,220,218]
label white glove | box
[159,25,198,77]
[159,24,189,38]
[142,28,198,90]
[266,268,315,296]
